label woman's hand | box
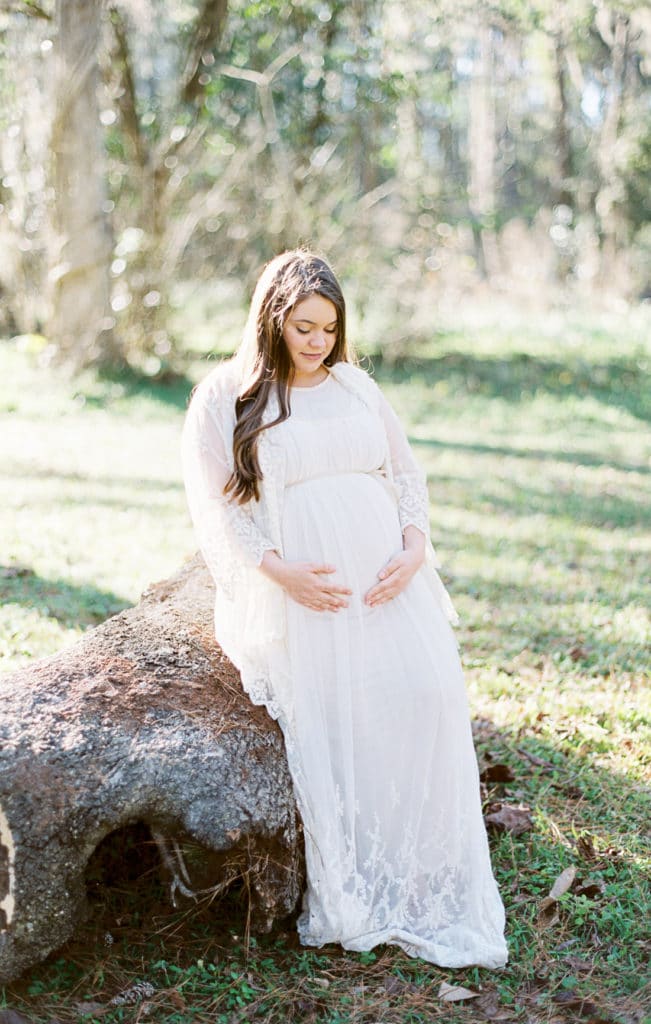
[365,526,426,607]
[260,551,352,612]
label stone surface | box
[0,556,301,984]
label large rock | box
[0,556,301,984]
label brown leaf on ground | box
[73,1003,105,1017]
[484,803,533,835]
[577,834,598,860]
[517,747,555,770]
[474,989,514,1019]
[382,975,404,995]
[575,879,605,898]
[562,956,594,973]
[167,989,186,1010]
[552,990,601,1017]
[568,643,589,662]
[576,834,623,868]
[295,996,319,1017]
[438,981,480,1002]
[0,1011,36,1024]
[480,763,516,783]
[538,866,577,926]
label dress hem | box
[298,922,508,969]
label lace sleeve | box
[181,378,279,587]
[376,389,431,538]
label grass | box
[1,302,650,1023]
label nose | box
[309,332,326,350]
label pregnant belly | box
[282,472,404,608]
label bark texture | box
[0,556,301,984]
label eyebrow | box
[293,318,337,326]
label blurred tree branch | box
[0,0,52,18]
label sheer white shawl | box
[181,359,458,718]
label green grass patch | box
[1,304,650,1022]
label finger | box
[311,564,337,574]
[365,584,386,604]
[324,585,353,596]
[365,581,399,605]
[377,560,401,581]
[369,569,404,595]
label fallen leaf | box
[480,764,516,783]
[568,643,589,662]
[383,975,404,995]
[74,1003,105,1016]
[549,865,577,900]
[563,956,594,973]
[295,997,319,1017]
[438,981,480,1002]
[167,989,186,1010]
[576,834,597,860]
[537,907,560,929]
[538,865,577,926]
[575,879,605,899]
[0,1011,35,1024]
[553,990,600,1016]
[484,803,533,835]
[474,990,501,1017]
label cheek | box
[283,329,300,353]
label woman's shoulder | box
[188,357,240,411]
[330,360,381,400]
[333,362,378,389]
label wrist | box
[259,549,289,585]
[402,525,426,560]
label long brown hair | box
[224,249,352,504]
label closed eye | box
[296,326,337,336]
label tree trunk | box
[49,0,117,369]
[552,32,573,211]
[468,24,499,280]
[595,11,629,287]
[0,556,301,985]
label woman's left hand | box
[364,545,425,607]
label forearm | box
[259,548,290,586]
[402,524,426,561]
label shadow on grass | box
[3,465,183,493]
[0,569,130,628]
[428,470,651,532]
[374,351,651,423]
[411,435,651,477]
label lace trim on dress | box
[394,470,431,536]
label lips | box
[301,353,323,360]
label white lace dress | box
[182,362,507,969]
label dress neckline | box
[290,369,332,391]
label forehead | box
[290,293,337,323]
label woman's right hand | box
[260,552,351,612]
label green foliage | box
[2,0,651,367]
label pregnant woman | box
[181,249,507,969]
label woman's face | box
[282,293,338,384]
